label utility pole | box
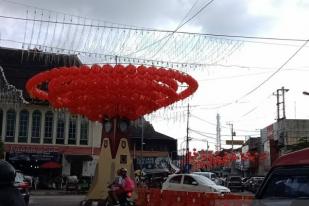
[227,122,236,152]
[185,103,190,173]
[274,87,289,121]
[216,113,221,152]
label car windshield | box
[15,172,24,183]
[262,174,309,199]
[196,175,216,186]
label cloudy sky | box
[1,0,309,152]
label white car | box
[162,174,230,193]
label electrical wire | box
[0,14,308,43]
[238,38,309,101]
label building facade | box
[259,119,309,175]
[0,47,178,187]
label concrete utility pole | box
[185,103,190,173]
[274,87,289,121]
[227,122,236,152]
[216,113,221,152]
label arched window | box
[5,109,16,142]
[0,109,3,138]
[80,117,89,145]
[44,111,53,144]
[56,111,65,144]
[68,115,77,145]
[18,110,29,143]
[31,110,41,143]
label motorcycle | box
[105,191,135,206]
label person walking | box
[0,160,26,206]
[33,176,39,190]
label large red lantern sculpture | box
[26,64,198,121]
[26,64,198,202]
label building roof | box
[273,148,309,167]
[0,47,81,103]
[128,122,176,141]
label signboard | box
[136,157,169,169]
[226,140,244,145]
[7,152,62,162]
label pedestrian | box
[33,176,39,190]
[0,160,26,206]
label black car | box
[244,177,264,193]
[226,176,244,192]
[14,171,30,206]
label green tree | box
[0,139,4,159]
[288,137,309,151]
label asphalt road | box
[29,195,86,206]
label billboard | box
[226,140,244,145]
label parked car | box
[78,176,91,192]
[226,176,244,192]
[14,171,30,206]
[162,174,230,193]
[141,168,170,188]
[255,148,309,206]
[66,175,79,191]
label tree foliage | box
[287,137,309,152]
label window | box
[31,110,41,143]
[0,109,3,137]
[263,175,309,198]
[44,111,53,144]
[56,112,65,144]
[68,115,77,145]
[183,175,197,185]
[5,109,16,142]
[262,168,309,199]
[80,117,88,145]
[169,175,182,184]
[18,110,29,143]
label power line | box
[202,38,309,110]
[238,38,309,101]
[0,14,308,43]
[130,0,216,57]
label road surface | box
[29,195,85,206]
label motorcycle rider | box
[108,168,134,206]
[0,160,26,206]
[108,169,123,205]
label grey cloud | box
[4,0,277,35]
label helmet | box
[0,160,16,186]
[120,168,128,176]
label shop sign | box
[7,152,62,162]
[136,157,169,169]
[9,145,58,153]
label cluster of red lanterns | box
[186,149,268,171]
[26,64,198,121]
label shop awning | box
[40,161,62,169]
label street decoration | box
[187,149,268,171]
[26,63,198,202]
[26,64,198,121]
